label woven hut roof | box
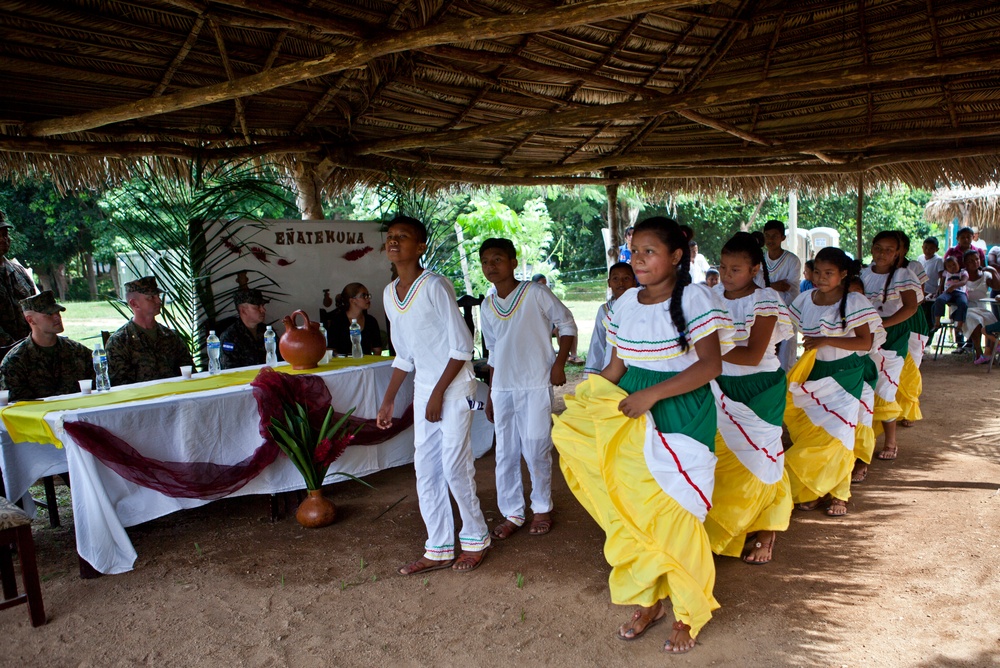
[2,0,1000,196]
[925,186,1000,231]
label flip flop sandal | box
[877,445,898,460]
[617,605,666,641]
[826,500,848,517]
[398,558,454,576]
[663,621,696,654]
[795,499,823,511]
[452,549,488,573]
[491,520,520,540]
[742,535,776,565]
[529,515,552,536]
[852,467,869,483]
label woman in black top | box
[326,283,383,356]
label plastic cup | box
[180,365,193,379]
[0,390,8,406]
[322,350,333,365]
[78,379,93,395]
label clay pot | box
[296,489,337,528]
[279,309,326,369]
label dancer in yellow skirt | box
[705,232,793,565]
[785,248,879,517]
[894,232,929,427]
[860,231,921,468]
[847,277,888,483]
[552,217,733,654]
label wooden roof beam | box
[153,14,206,96]
[23,0,710,137]
[350,52,1000,156]
[0,136,319,161]
[208,17,249,142]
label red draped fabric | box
[63,368,414,499]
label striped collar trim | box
[487,281,530,320]
[391,270,433,312]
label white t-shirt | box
[584,300,613,375]
[607,283,734,373]
[918,254,944,297]
[789,290,882,362]
[690,253,711,284]
[720,287,793,377]
[480,281,577,391]
[384,270,476,397]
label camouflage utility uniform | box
[0,336,93,401]
[0,258,35,348]
[219,321,266,369]
[106,320,194,386]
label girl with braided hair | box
[893,232,931,427]
[552,216,734,654]
[704,232,794,566]
[784,248,880,517]
[859,231,921,464]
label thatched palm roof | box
[2,0,1000,197]
[925,186,1000,231]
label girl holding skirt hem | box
[552,217,733,655]
[860,231,921,467]
[784,248,879,517]
[847,277,888,483]
[705,232,794,565]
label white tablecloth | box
[0,361,494,574]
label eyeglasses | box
[354,292,372,299]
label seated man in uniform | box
[107,276,194,386]
[220,288,269,369]
[0,291,94,401]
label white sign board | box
[205,219,388,336]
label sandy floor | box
[4,354,1000,667]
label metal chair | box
[931,322,956,360]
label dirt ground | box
[4,354,1000,667]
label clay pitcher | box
[296,489,336,528]
[279,310,326,369]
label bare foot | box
[452,549,488,573]
[826,498,848,517]
[491,520,519,540]
[742,531,776,565]
[529,512,552,535]
[664,621,696,654]
[617,602,665,640]
[852,461,869,483]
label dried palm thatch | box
[2,0,1000,201]
[924,186,1000,231]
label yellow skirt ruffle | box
[704,433,792,558]
[553,375,719,637]
[783,351,855,503]
[895,355,923,423]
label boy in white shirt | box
[479,238,577,539]
[919,236,944,325]
[377,216,490,574]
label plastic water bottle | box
[92,343,111,391]
[264,325,277,366]
[349,319,363,358]
[207,330,221,374]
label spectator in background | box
[972,227,988,252]
[945,227,986,268]
[617,226,633,263]
[987,243,1000,317]
[531,273,547,286]
[0,211,36,356]
[704,268,720,288]
[800,259,815,293]
[689,240,711,284]
[919,237,944,324]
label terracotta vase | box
[279,309,326,369]
[296,489,337,528]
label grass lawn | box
[60,300,129,347]
[564,298,606,365]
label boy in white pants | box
[377,217,490,574]
[479,238,577,539]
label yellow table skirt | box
[1,356,386,447]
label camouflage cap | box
[234,288,269,306]
[124,276,163,296]
[20,290,65,315]
[0,209,12,230]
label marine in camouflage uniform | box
[220,288,269,369]
[0,290,93,402]
[106,276,194,386]
[0,212,37,352]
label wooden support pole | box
[856,172,865,259]
[607,183,620,264]
[290,160,332,220]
